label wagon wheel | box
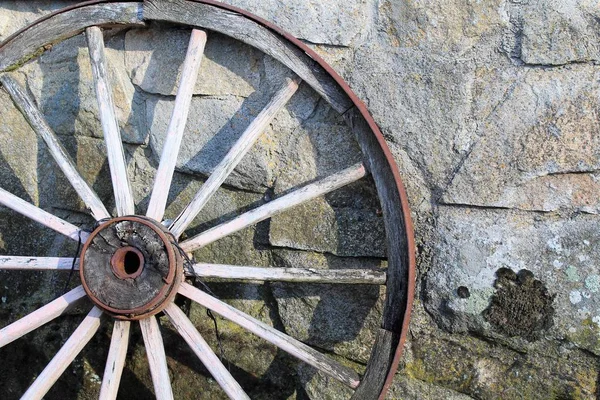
[0,1,415,399]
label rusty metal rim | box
[0,1,416,397]
[79,215,183,319]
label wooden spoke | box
[99,320,130,400]
[188,263,387,284]
[0,256,78,270]
[146,29,207,221]
[0,286,86,348]
[164,304,250,400]
[0,187,89,242]
[180,164,367,253]
[86,26,134,217]
[140,317,174,400]
[178,282,361,389]
[21,307,103,400]
[169,77,301,238]
[0,75,111,220]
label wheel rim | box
[0,1,416,399]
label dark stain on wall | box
[484,268,555,341]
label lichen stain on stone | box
[483,268,555,341]
[584,274,600,293]
[565,265,580,282]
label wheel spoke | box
[0,256,78,270]
[180,163,367,253]
[0,286,86,348]
[178,282,360,389]
[0,75,111,220]
[0,187,89,242]
[21,307,103,400]
[146,29,207,221]
[169,77,301,238]
[164,304,250,400]
[99,320,130,400]
[188,263,387,284]
[140,317,174,400]
[86,26,134,217]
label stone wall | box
[0,1,599,399]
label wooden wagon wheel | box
[0,1,415,399]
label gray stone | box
[388,374,475,400]
[0,84,41,202]
[297,362,354,400]
[125,28,262,97]
[426,206,600,355]
[271,249,386,364]
[404,319,599,399]
[18,32,146,144]
[268,192,387,257]
[519,0,600,65]
[146,76,322,192]
[146,93,274,191]
[347,45,479,190]
[266,99,386,257]
[220,0,376,47]
[443,64,600,214]
[0,1,71,41]
[270,98,362,192]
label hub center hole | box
[110,246,144,279]
[124,251,141,275]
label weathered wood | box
[179,282,360,389]
[180,164,366,253]
[99,320,130,400]
[0,75,111,220]
[86,26,135,217]
[344,106,415,398]
[143,0,352,113]
[352,329,399,399]
[0,187,89,242]
[140,317,174,400]
[147,29,207,222]
[189,263,387,284]
[0,256,78,270]
[80,219,176,314]
[170,77,300,238]
[0,3,144,72]
[0,286,86,348]
[344,107,412,331]
[21,307,103,400]
[164,304,250,400]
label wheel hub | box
[79,216,183,320]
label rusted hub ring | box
[110,246,145,280]
[79,216,183,320]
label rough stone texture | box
[0,2,71,42]
[271,249,386,364]
[1,1,600,399]
[17,32,147,144]
[443,64,600,214]
[505,0,600,66]
[219,0,376,47]
[426,207,600,356]
[125,27,263,97]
